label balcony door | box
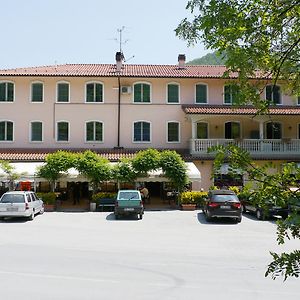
[266,122,281,139]
[225,122,240,139]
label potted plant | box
[178,191,197,210]
[37,192,56,212]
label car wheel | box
[205,212,212,222]
[256,209,265,220]
[40,206,45,215]
[28,211,35,221]
[281,212,288,220]
[139,213,143,220]
[115,214,119,220]
[236,217,242,223]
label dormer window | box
[266,85,281,105]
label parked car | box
[241,194,289,220]
[203,190,242,223]
[114,190,144,220]
[0,191,44,221]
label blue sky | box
[0,0,208,69]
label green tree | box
[176,0,300,110]
[176,0,300,279]
[0,160,24,191]
[75,150,111,194]
[210,144,300,280]
[37,151,75,191]
[112,159,138,187]
[131,149,161,175]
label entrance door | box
[266,122,282,139]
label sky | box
[0,0,209,70]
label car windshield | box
[212,194,238,202]
[119,192,139,200]
[0,194,25,203]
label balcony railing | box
[190,139,300,158]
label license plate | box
[7,207,18,212]
[220,205,230,209]
[124,208,134,211]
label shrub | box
[37,192,56,205]
[92,192,117,203]
[179,191,208,206]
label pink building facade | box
[1,54,300,192]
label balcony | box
[190,139,300,159]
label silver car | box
[0,191,44,221]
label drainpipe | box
[115,52,123,149]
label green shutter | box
[196,84,207,104]
[196,123,208,139]
[95,122,103,141]
[95,84,103,102]
[86,122,94,141]
[224,85,231,104]
[0,83,5,101]
[86,84,94,102]
[266,85,272,101]
[142,84,150,102]
[58,122,68,141]
[31,122,42,141]
[58,83,69,102]
[6,122,13,141]
[0,122,5,140]
[32,83,43,102]
[168,84,179,103]
[168,122,179,142]
[134,122,142,140]
[134,84,142,102]
[7,83,14,101]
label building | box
[1,53,300,200]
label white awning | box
[0,162,201,183]
[137,162,201,182]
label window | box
[224,85,239,104]
[86,121,103,142]
[167,84,179,103]
[0,82,14,102]
[195,84,207,104]
[266,85,281,105]
[133,121,151,142]
[30,121,43,142]
[266,122,281,139]
[57,121,69,142]
[86,82,103,102]
[134,83,151,103]
[196,122,208,139]
[225,122,240,139]
[57,82,69,102]
[31,82,43,102]
[0,121,13,141]
[167,122,180,142]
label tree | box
[111,159,139,188]
[75,150,111,194]
[176,0,300,279]
[37,151,75,192]
[176,0,300,110]
[0,160,24,191]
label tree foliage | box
[111,159,138,184]
[211,144,300,280]
[0,160,23,190]
[176,0,300,108]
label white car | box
[0,191,44,221]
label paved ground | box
[0,210,299,300]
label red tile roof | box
[0,148,188,162]
[0,64,267,79]
[182,105,300,115]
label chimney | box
[115,52,123,72]
[178,54,186,69]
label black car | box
[241,195,289,220]
[203,190,242,223]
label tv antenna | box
[115,26,135,62]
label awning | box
[137,162,201,182]
[0,162,201,183]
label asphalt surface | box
[0,210,299,300]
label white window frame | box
[132,82,152,104]
[166,82,180,104]
[0,80,15,103]
[132,120,152,143]
[166,121,180,143]
[56,120,70,142]
[0,119,14,142]
[56,81,70,103]
[85,81,104,103]
[30,81,44,103]
[85,120,104,143]
[195,82,208,104]
[29,120,44,143]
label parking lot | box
[0,210,299,300]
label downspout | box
[117,75,121,148]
